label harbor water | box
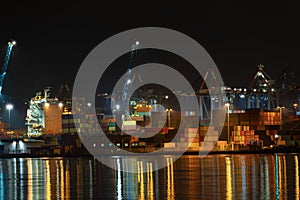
[0,154,299,199]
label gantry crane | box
[121,40,139,117]
[112,41,139,116]
[197,67,224,120]
[0,39,16,95]
[247,64,277,110]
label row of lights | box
[225,87,276,93]
[136,104,152,107]
[44,102,64,107]
[50,102,91,108]
[252,88,276,93]
[224,87,247,93]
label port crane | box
[0,40,16,95]
[247,64,277,109]
[121,40,139,116]
[112,41,139,116]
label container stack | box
[225,113,240,126]
[232,126,259,146]
[258,112,281,125]
[199,127,219,151]
[266,129,278,141]
[291,134,300,147]
[99,118,116,132]
[122,120,137,131]
[199,125,209,141]
[277,135,295,147]
[247,109,261,125]
[99,118,109,132]
[239,112,250,126]
[176,128,199,150]
[73,114,102,133]
[108,121,116,132]
[182,115,199,128]
[150,112,166,128]
[62,114,77,134]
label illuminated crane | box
[198,67,224,120]
[247,64,277,109]
[122,40,139,116]
[0,40,16,95]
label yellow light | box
[226,157,232,199]
[45,160,51,200]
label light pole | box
[166,108,172,128]
[6,103,13,129]
[225,103,230,147]
[278,106,284,131]
[293,103,298,117]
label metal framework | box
[0,40,16,95]
[247,64,277,110]
[198,68,224,120]
[121,41,139,116]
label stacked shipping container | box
[232,126,260,146]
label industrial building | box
[25,88,63,137]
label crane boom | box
[121,41,139,116]
[0,40,16,95]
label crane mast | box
[0,40,16,95]
[121,41,139,117]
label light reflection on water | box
[0,154,299,199]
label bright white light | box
[240,94,245,98]
[58,102,63,107]
[116,104,120,110]
[45,102,50,107]
[165,95,169,99]
[6,104,13,110]
[9,40,17,46]
[127,79,131,84]
[293,103,298,108]
[19,141,24,149]
[274,134,279,139]
[225,103,230,108]
[87,102,92,107]
[135,41,139,45]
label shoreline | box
[1,148,300,158]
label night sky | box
[0,1,299,128]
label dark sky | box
[0,1,299,128]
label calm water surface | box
[0,154,299,199]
